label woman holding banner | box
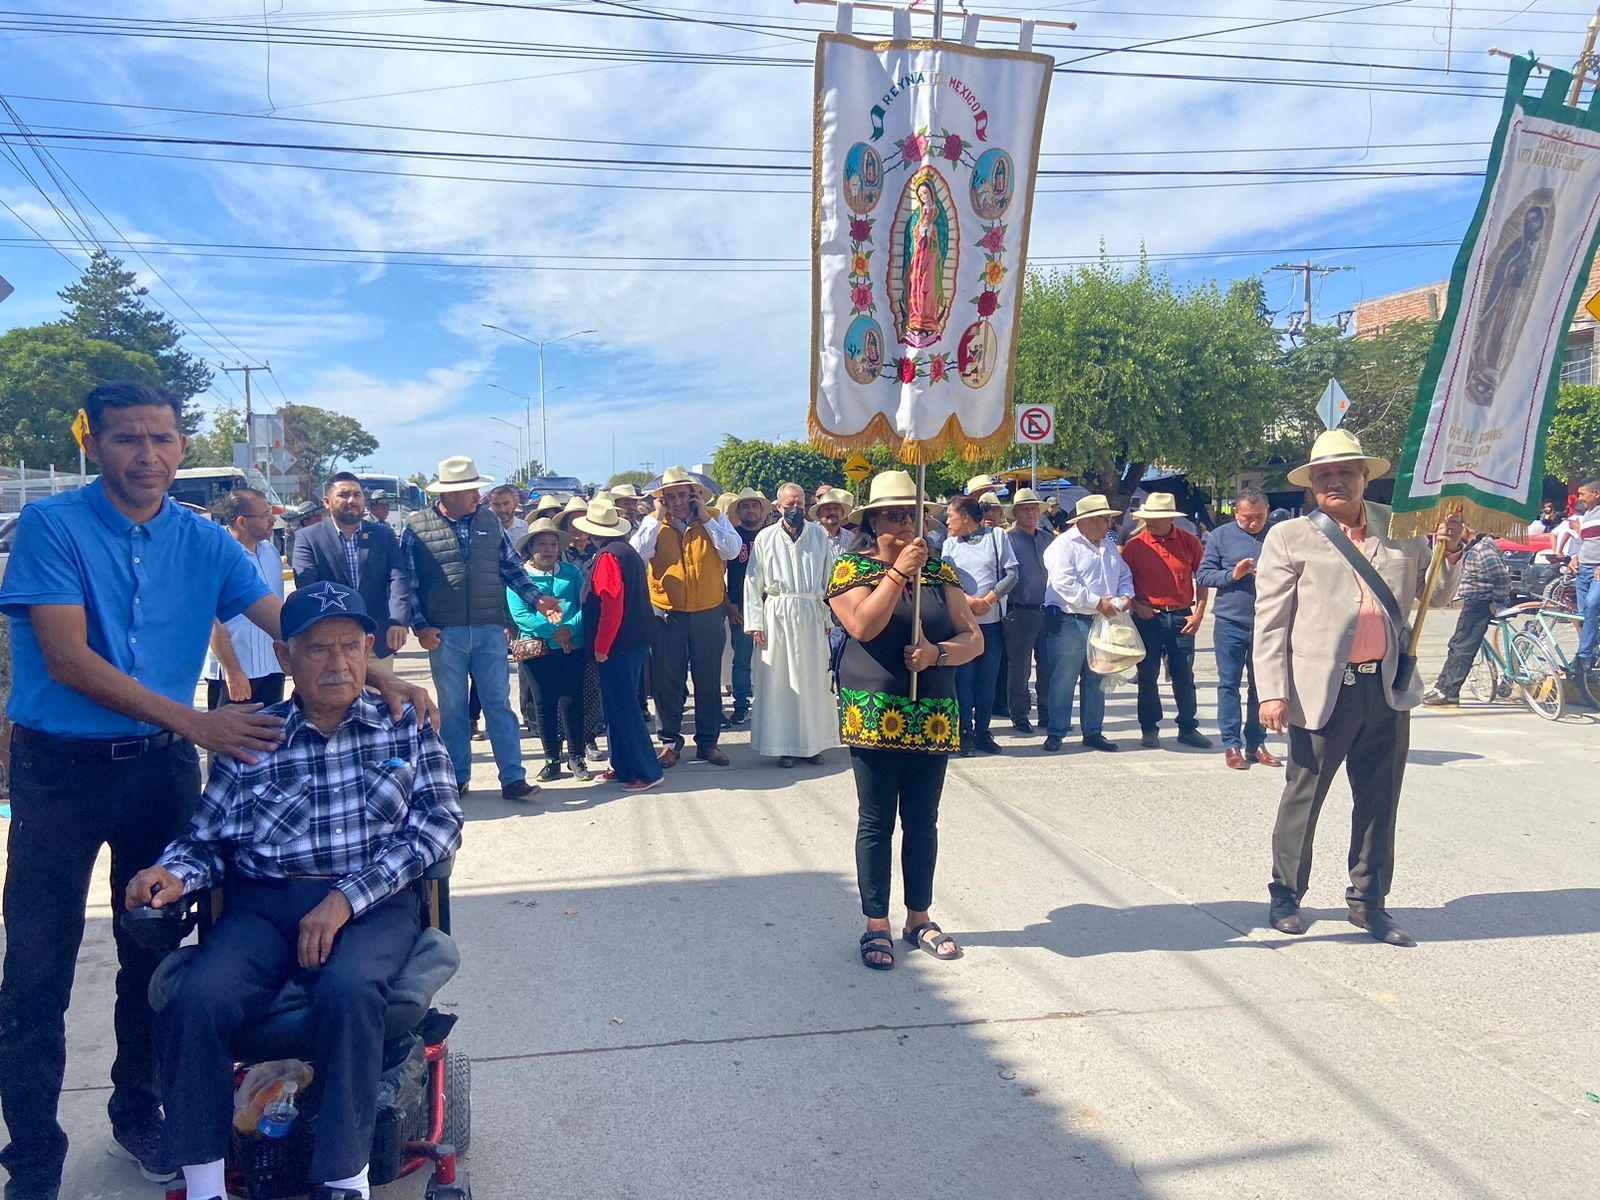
[826,471,981,970]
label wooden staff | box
[1406,500,1465,659]
[910,462,927,700]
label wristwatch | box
[935,645,949,668]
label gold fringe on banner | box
[808,407,1014,464]
[1387,498,1528,542]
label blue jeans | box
[428,624,525,786]
[1579,563,1600,660]
[1044,613,1104,739]
[599,647,663,786]
[955,623,1005,737]
[729,622,754,709]
[1213,617,1264,751]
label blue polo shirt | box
[0,480,271,737]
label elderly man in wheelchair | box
[124,582,464,1200]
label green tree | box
[182,407,247,468]
[606,468,654,490]
[1012,259,1281,498]
[56,251,214,431]
[711,436,846,496]
[1277,319,1436,475]
[1546,383,1600,481]
[281,403,379,490]
[0,324,161,469]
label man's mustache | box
[316,672,356,686]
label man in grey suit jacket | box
[1256,431,1466,946]
[291,472,412,658]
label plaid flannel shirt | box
[159,692,463,916]
[1458,533,1511,603]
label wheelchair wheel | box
[442,1049,471,1155]
[1463,651,1500,704]
[1510,632,1565,721]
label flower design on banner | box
[900,132,928,165]
[977,223,1006,255]
[942,133,965,163]
[976,290,999,318]
[851,283,873,313]
[929,354,948,383]
[849,217,872,243]
[846,214,877,320]
[897,356,918,384]
[983,260,1006,287]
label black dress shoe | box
[1268,895,1305,935]
[975,734,1003,754]
[1348,904,1415,946]
[1042,735,1062,752]
[500,780,540,800]
[1012,718,1034,734]
[1081,734,1118,752]
[1139,730,1160,748]
[960,744,976,757]
[1176,729,1213,749]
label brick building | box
[1352,256,1600,384]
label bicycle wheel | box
[1463,650,1501,704]
[1510,631,1566,720]
[1535,610,1581,667]
[1541,572,1577,615]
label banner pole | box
[910,462,927,701]
[1406,502,1463,658]
[1570,8,1600,106]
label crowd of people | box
[0,378,1525,1198]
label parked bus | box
[351,472,424,532]
[168,467,251,515]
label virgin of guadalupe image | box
[889,168,957,348]
[1466,189,1554,407]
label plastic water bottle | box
[257,1081,299,1139]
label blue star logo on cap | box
[307,582,350,613]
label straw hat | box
[653,465,713,503]
[809,489,854,520]
[425,455,493,494]
[1088,612,1147,675]
[609,483,641,500]
[847,470,941,525]
[727,487,772,522]
[571,496,633,540]
[514,517,569,558]
[1010,487,1044,507]
[977,491,1004,510]
[1066,494,1123,524]
[529,494,565,520]
[1129,492,1182,522]
[715,492,740,517]
[965,473,999,496]
[554,495,589,529]
[1286,429,1390,488]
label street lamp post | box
[482,324,596,473]
[487,416,524,484]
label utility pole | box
[1269,262,1351,334]
[222,364,273,491]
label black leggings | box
[520,652,584,762]
[850,748,949,919]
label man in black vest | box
[401,456,557,800]
[291,472,412,658]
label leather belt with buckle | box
[1342,661,1381,686]
[14,725,181,761]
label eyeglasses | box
[875,507,916,524]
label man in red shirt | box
[1122,493,1211,749]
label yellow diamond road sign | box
[842,453,873,485]
[1587,289,1600,324]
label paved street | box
[13,608,1600,1199]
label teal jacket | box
[507,562,585,649]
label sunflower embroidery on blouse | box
[826,552,957,598]
[837,687,961,753]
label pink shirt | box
[1340,512,1389,663]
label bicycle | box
[1468,607,1566,720]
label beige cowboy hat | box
[425,455,493,494]
[554,495,589,529]
[977,491,1004,510]
[514,517,569,557]
[1287,429,1391,488]
[1066,494,1124,524]
[571,496,633,540]
[608,482,641,499]
[1010,487,1044,508]
[528,493,565,520]
[809,489,854,520]
[727,487,772,522]
[847,470,941,526]
[652,465,714,503]
[1129,492,1183,522]
[966,473,999,496]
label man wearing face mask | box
[744,483,841,767]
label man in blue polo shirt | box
[0,381,435,1200]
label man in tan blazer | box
[1256,430,1466,946]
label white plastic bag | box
[1087,610,1146,676]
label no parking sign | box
[1015,404,1055,445]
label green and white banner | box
[1392,56,1600,538]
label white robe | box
[744,521,841,757]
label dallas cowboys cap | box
[280,581,379,641]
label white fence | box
[0,463,94,512]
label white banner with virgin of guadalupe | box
[809,29,1052,464]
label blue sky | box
[0,1,1582,485]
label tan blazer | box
[1255,502,1463,730]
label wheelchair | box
[123,858,472,1200]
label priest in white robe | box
[745,482,842,766]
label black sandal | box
[903,921,961,960]
[859,930,895,971]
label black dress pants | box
[650,608,726,749]
[1002,607,1052,722]
[1270,673,1410,906]
[156,880,420,1185]
[520,650,584,762]
[0,736,200,1194]
[1433,597,1496,698]
[205,673,286,711]
[849,748,949,919]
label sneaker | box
[1176,729,1213,749]
[535,760,562,783]
[975,734,1003,755]
[588,739,608,762]
[108,1123,176,1184]
[1011,718,1034,734]
[570,757,593,782]
[621,777,663,793]
[1422,689,1458,707]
